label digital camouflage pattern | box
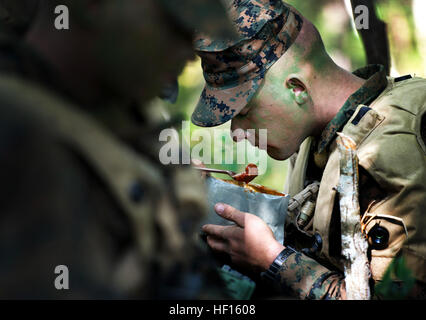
[0,0,232,299]
[272,251,345,299]
[192,0,303,127]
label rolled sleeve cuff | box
[275,252,344,299]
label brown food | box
[232,163,259,183]
[221,179,286,197]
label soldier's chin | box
[267,146,288,161]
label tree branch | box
[350,0,391,75]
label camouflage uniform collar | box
[317,64,388,153]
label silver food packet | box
[201,176,290,244]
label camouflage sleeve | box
[273,251,347,300]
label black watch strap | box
[261,247,297,282]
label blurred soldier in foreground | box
[0,0,39,35]
[195,0,426,299]
[0,0,234,298]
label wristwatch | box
[261,246,297,282]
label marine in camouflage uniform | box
[282,65,426,299]
[193,0,426,299]
[0,0,234,298]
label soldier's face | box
[89,0,195,103]
[231,61,316,160]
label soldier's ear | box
[286,76,309,105]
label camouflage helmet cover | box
[192,0,303,127]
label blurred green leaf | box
[375,256,416,299]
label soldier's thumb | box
[214,203,245,227]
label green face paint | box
[230,54,317,160]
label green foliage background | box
[158,0,426,191]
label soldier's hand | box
[202,203,284,273]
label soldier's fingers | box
[203,224,243,243]
[206,235,228,253]
[214,203,245,228]
[202,224,227,239]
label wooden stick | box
[337,133,371,300]
[350,0,391,75]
